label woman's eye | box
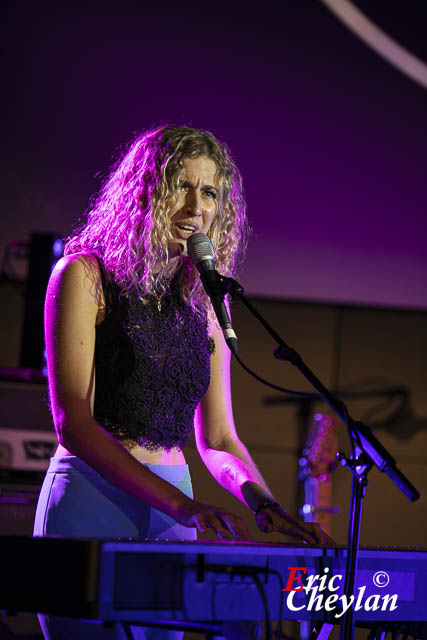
[205,190,217,199]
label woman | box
[34,125,331,639]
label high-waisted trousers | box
[33,456,197,640]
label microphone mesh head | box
[187,233,214,264]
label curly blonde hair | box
[65,124,249,309]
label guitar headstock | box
[304,413,339,478]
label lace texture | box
[94,279,215,451]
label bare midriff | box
[54,442,186,465]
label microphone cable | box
[231,351,320,400]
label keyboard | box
[1,537,426,623]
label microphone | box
[187,233,238,355]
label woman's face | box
[169,155,219,254]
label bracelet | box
[253,501,281,517]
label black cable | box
[228,280,372,465]
[232,351,321,399]
[202,563,280,640]
[233,348,364,465]
[256,566,286,640]
[250,572,272,640]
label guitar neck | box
[301,413,338,537]
[303,472,333,536]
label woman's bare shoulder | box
[54,251,100,276]
[48,252,104,309]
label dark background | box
[2,0,427,308]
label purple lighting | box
[52,238,63,257]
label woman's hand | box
[174,499,253,541]
[255,503,336,545]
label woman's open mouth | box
[175,223,198,235]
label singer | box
[34,125,333,640]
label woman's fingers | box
[208,511,253,541]
[218,511,253,541]
[309,524,338,546]
[325,532,337,545]
[256,506,315,543]
[205,516,233,540]
[255,504,337,546]
[299,522,338,546]
[281,519,317,544]
[310,523,326,545]
[188,503,252,541]
[191,501,336,545]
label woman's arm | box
[194,328,276,510]
[45,254,251,540]
[195,317,333,545]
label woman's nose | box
[186,189,202,216]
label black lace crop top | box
[94,268,215,451]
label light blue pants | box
[33,456,197,640]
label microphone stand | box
[219,275,420,640]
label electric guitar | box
[300,412,339,536]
